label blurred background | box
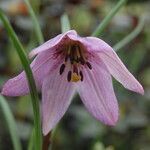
[0,0,150,150]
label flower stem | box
[113,17,145,51]
[92,0,127,37]
[61,13,71,33]
[0,95,22,150]
[0,9,42,150]
[42,132,51,150]
[24,0,44,44]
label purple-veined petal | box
[29,30,77,58]
[77,60,119,126]
[42,66,75,135]
[80,37,144,95]
[1,50,60,96]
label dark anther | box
[70,57,74,64]
[59,64,65,75]
[80,71,83,81]
[70,51,75,64]
[71,45,77,51]
[86,62,92,69]
[65,55,68,62]
[67,71,72,82]
[79,57,85,65]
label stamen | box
[70,57,74,64]
[76,47,81,58]
[86,62,92,69]
[65,55,68,62]
[62,44,91,82]
[70,50,74,64]
[59,64,65,75]
[67,71,72,82]
[79,71,83,81]
[71,45,77,51]
[79,57,85,65]
[76,58,79,63]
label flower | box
[1,30,144,135]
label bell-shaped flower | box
[1,30,144,135]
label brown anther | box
[70,58,74,64]
[79,71,83,81]
[70,50,75,64]
[65,55,68,62]
[71,45,77,51]
[67,71,72,82]
[59,64,65,75]
[79,57,85,65]
[86,62,92,69]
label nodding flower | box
[1,30,144,135]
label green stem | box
[24,0,44,44]
[92,0,127,37]
[0,9,42,150]
[60,13,71,33]
[0,95,22,150]
[113,17,145,51]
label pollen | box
[71,73,81,82]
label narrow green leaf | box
[113,17,145,51]
[92,0,127,37]
[0,95,22,150]
[30,0,41,13]
[24,0,44,44]
[0,9,42,150]
[61,13,71,33]
[28,129,35,150]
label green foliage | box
[0,95,22,150]
[0,9,42,150]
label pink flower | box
[1,30,144,135]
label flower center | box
[59,44,92,82]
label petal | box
[1,50,60,96]
[77,60,119,126]
[31,49,62,89]
[1,72,29,96]
[42,66,75,135]
[80,37,144,95]
[29,30,77,58]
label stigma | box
[59,44,92,82]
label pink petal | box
[1,50,59,96]
[1,72,29,96]
[29,30,77,58]
[77,60,119,126]
[42,66,75,135]
[81,37,144,95]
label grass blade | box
[113,17,145,51]
[0,9,42,150]
[92,0,127,37]
[27,129,35,150]
[0,95,22,150]
[24,0,44,44]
